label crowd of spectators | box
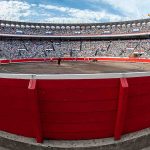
[0,39,150,59]
[0,21,150,36]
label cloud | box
[101,0,150,19]
[0,0,149,23]
[0,0,32,21]
[39,4,122,23]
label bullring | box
[0,18,150,150]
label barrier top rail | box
[0,72,150,79]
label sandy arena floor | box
[0,61,150,74]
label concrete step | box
[142,147,150,150]
[0,147,9,150]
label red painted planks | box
[0,75,150,142]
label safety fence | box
[1,57,150,64]
[0,73,150,143]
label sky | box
[0,0,150,23]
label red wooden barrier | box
[114,78,129,140]
[0,57,149,64]
[0,59,10,64]
[0,75,150,143]
[123,76,150,134]
[38,79,119,140]
[1,57,150,64]
[28,79,43,143]
[0,79,34,137]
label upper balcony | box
[0,18,150,39]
